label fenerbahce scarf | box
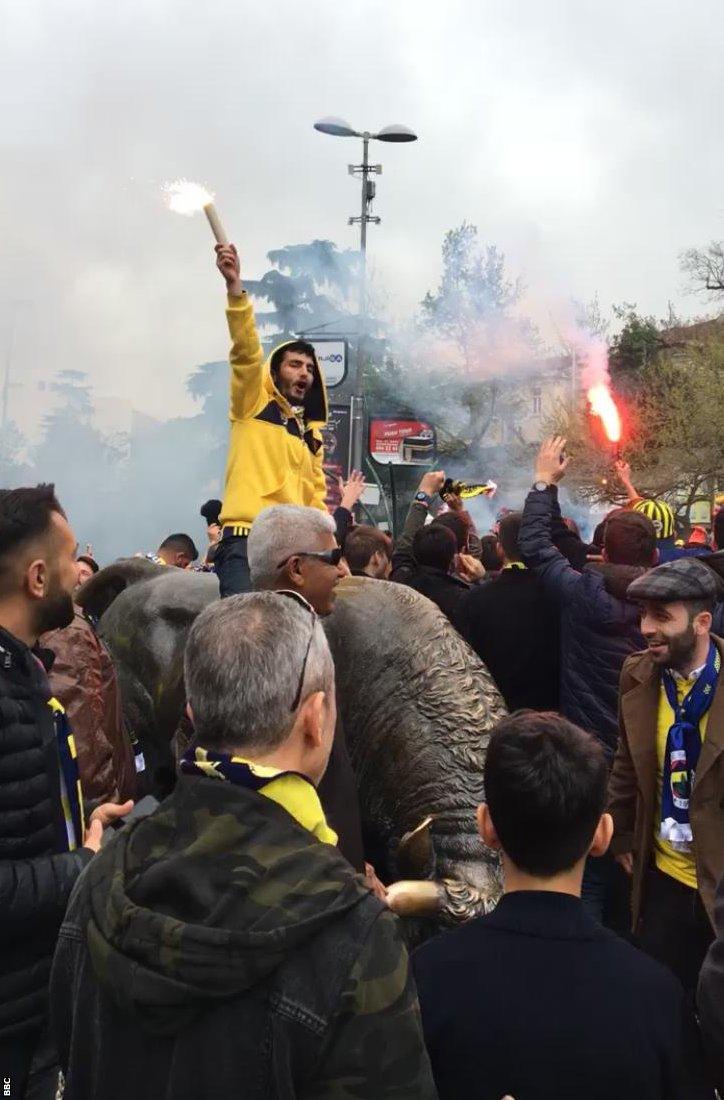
[48,697,85,851]
[180,747,338,846]
[661,642,721,851]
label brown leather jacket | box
[608,634,724,930]
[42,609,136,810]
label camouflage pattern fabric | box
[52,773,437,1098]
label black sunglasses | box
[276,589,319,712]
[276,547,344,570]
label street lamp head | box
[374,124,418,143]
[313,117,360,138]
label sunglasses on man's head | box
[276,589,319,712]
[276,547,344,570]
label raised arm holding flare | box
[213,244,330,596]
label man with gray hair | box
[247,503,371,877]
[51,592,436,1099]
[248,503,346,616]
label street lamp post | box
[313,118,417,473]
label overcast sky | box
[2,0,723,432]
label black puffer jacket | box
[0,627,92,1042]
[519,488,645,755]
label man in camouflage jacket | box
[50,592,436,1099]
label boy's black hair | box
[604,511,657,567]
[76,554,99,574]
[479,534,502,572]
[412,524,457,572]
[498,512,522,562]
[343,525,392,572]
[432,510,472,553]
[484,711,608,877]
[158,533,199,562]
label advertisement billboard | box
[310,339,348,388]
[368,418,436,465]
[321,402,352,507]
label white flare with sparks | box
[163,179,229,245]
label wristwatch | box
[415,491,433,507]
[532,480,550,492]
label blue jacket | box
[519,487,645,754]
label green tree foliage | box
[245,239,360,341]
[609,304,663,388]
[420,223,521,341]
[552,317,724,508]
[372,223,538,461]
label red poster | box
[369,418,435,465]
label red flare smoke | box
[587,382,621,444]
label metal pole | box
[350,134,370,473]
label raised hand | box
[535,436,570,486]
[215,243,242,296]
[457,553,485,583]
[339,470,366,511]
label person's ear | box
[298,690,325,752]
[477,804,501,850]
[589,812,613,858]
[287,555,305,587]
[694,611,713,637]
[26,557,47,600]
[186,701,195,726]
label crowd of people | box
[1,241,723,1099]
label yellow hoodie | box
[219,294,329,531]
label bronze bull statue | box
[79,565,505,923]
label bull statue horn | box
[386,880,442,918]
[386,877,501,924]
[396,815,435,879]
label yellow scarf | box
[180,747,338,846]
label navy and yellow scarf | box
[49,697,85,851]
[661,641,721,849]
[180,746,337,846]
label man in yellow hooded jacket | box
[213,243,329,595]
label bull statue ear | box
[396,815,436,880]
[77,558,165,621]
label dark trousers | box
[637,865,714,1000]
[214,534,252,597]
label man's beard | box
[649,622,697,672]
[35,579,75,636]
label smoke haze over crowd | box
[2,0,723,556]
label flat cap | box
[627,557,718,603]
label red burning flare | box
[588,383,621,444]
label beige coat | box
[608,634,724,929]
